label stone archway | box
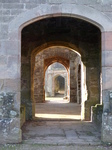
[44,61,69,100]
[1,3,112,143]
[32,47,80,106]
[54,75,65,96]
[45,63,68,99]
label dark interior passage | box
[55,76,65,92]
[21,16,101,122]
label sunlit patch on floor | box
[35,113,81,120]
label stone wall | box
[0,0,112,144]
[0,93,21,143]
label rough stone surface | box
[33,47,80,103]
[0,144,112,150]
[22,120,101,145]
[0,92,21,144]
[0,0,112,144]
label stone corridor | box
[1,0,112,145]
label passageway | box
[45,62,67,99]
[21,16,102,144]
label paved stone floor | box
[22,120,101,145]
[35,97,81,120]
[22,99,101,145]
[0,144,112,150]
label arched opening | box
[1,1,112,144]
[20,16,102,143]
[54,75,65,97]
[21,16,101,119]
[45,62,68,103]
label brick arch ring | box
[9,3,112,33]
[44,56,69,73]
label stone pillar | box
[34,54,44,103]
[81,63,87,120]
[101,31,112,143]
[49,73,54,96]
[70,61,77,102]
[64,76,67,97]
[0,37,22,143]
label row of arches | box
[20,16,101,141]
[3,3,112,143]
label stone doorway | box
[20,16,102,143]
[45,62,68,101]
[33,47,81,120]
[21,17,101,123]
[54,75,65,97]
[1,1,112,144]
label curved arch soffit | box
[8,4,112,33]
[33,43,80,58]
[45,58,69,72]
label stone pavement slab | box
[22,120,101,145]
[0,144,112,150]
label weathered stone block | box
[0,92,16,114]
[3,3,24,9]
[2,9,10,15]
[64,0,77,4]
[0,126,22,144]
[0,55,7,65]
[102,51,112,67]
[25,3,38,9]
[11,9,24,15]
[51,5,62,13]
[2,16,14,23]
[1,24,8,40]
[92,104,103,127]
[4,79,20,93]
[102,32,112,51]
[102,67,112,90]
[20,105,26,127]
[77,0,97,5]
[102,114,112,143]
[2,0,20,3]
[0,79,4,92]
[1,41,19,55]
[7,55,20,68]
[48,0,63,4]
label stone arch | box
[45,66,67,98]
[8,5,109,118]
[44,56,69,72]
[33,46,80,106]
[6,3,112,143]
[44,57,70,102]
[8,4,112,33]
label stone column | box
[70,61,77,102]
[51,73,55,97]
[0,31,22,143]
[64,76,67,97]
[49,73,54,97]
[101,31,112,142]
[81,63,87,120]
